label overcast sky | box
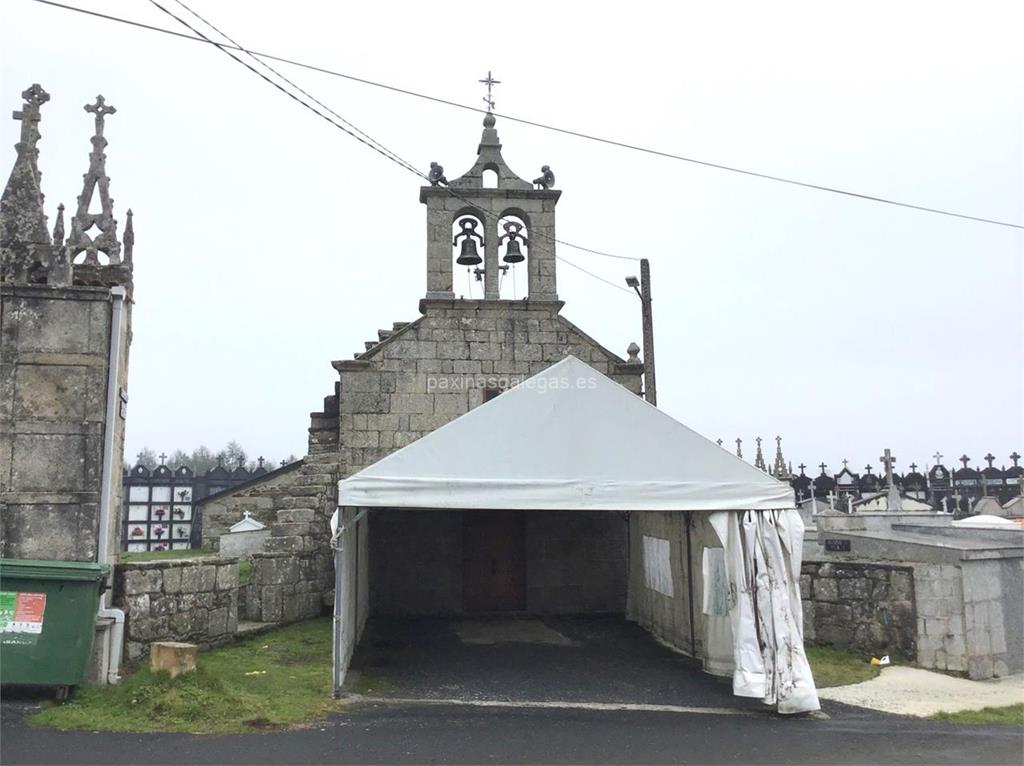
[2,0,1022,476]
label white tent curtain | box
[708,509,820,714]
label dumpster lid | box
[0,558,110,582]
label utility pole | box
[626,258,657,406]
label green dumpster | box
[0,558,109,695]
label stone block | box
[124,568,162,595]
[162,567,182,594]
[813,578,838,602]
[838,579,870,601]
[216,564,239,590]
[277,508,315,524]
[196,565,217,592]
[261,586,283,622]
[179,566,199,593]
[265,535,305,553]
[272,522,313,537]
[208,607,229,637]
[150,642,197,678]
[150,595,178,617]
[125,593,150,621]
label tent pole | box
[332,533,344,698]
[684,513,696,656]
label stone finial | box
[66,95,121,266]
[753,436,767,471]
[735,438,743,459]
[123,208,134,263]
[626,342,641,364]
[1,84,52,252]
[52,202,65,244]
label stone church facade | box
[204,114,644,619]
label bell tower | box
[420,105,560,302]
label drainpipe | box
[683,513,696,656]
[97,286,126,684]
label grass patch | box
[931,704,1024,726]
[238,559,253,586]
[31,618,340,734]
[120,548,216,563]
[805,645,881,688]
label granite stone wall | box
[241,548,333,623]
[115,558,239,663]
[801,561,916,659]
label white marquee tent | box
[336,356,793,512]
[330,356,819,714]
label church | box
[205,111,647,614]
[207,110,818,714]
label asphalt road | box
[3,699,1022,766]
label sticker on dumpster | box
[0,592,46,634]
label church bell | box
[502,239,525,264]
[457,238,483,266]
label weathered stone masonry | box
[800,561,916,659]
[114,558,239,663]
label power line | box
[146,0,638,293]
[26,0,1024,232]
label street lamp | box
[625,258,656,406]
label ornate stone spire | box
[772,436,790,479]
[1,84,51,251]
[67,95,121,265]
[754,436,767,471]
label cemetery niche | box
[121,455,270,551]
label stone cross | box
[984,453,996,468]
[909,462,917,473]
[827,491,836,510]
[1011,452,1021,467]
[479,70,501,112]
[842,458,848,469]
[959,454,970,469]
[735,438,742,458]
[864,464,873,475]
[84,95,116,138]
[818,462,828,475]
[933,451,943,465]
[257,456,265,468]
[158,453,167,465]
[797,490,805,501]
[941,495,949,513]
[798,463,806,475]
[13,83,49,149]
[879,449,896,488]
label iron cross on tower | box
[479,70,501,112]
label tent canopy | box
[337,356,795,512]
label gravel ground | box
[818,666,1024,716]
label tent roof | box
[337,356,795,512]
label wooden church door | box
[462,511,526,612]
